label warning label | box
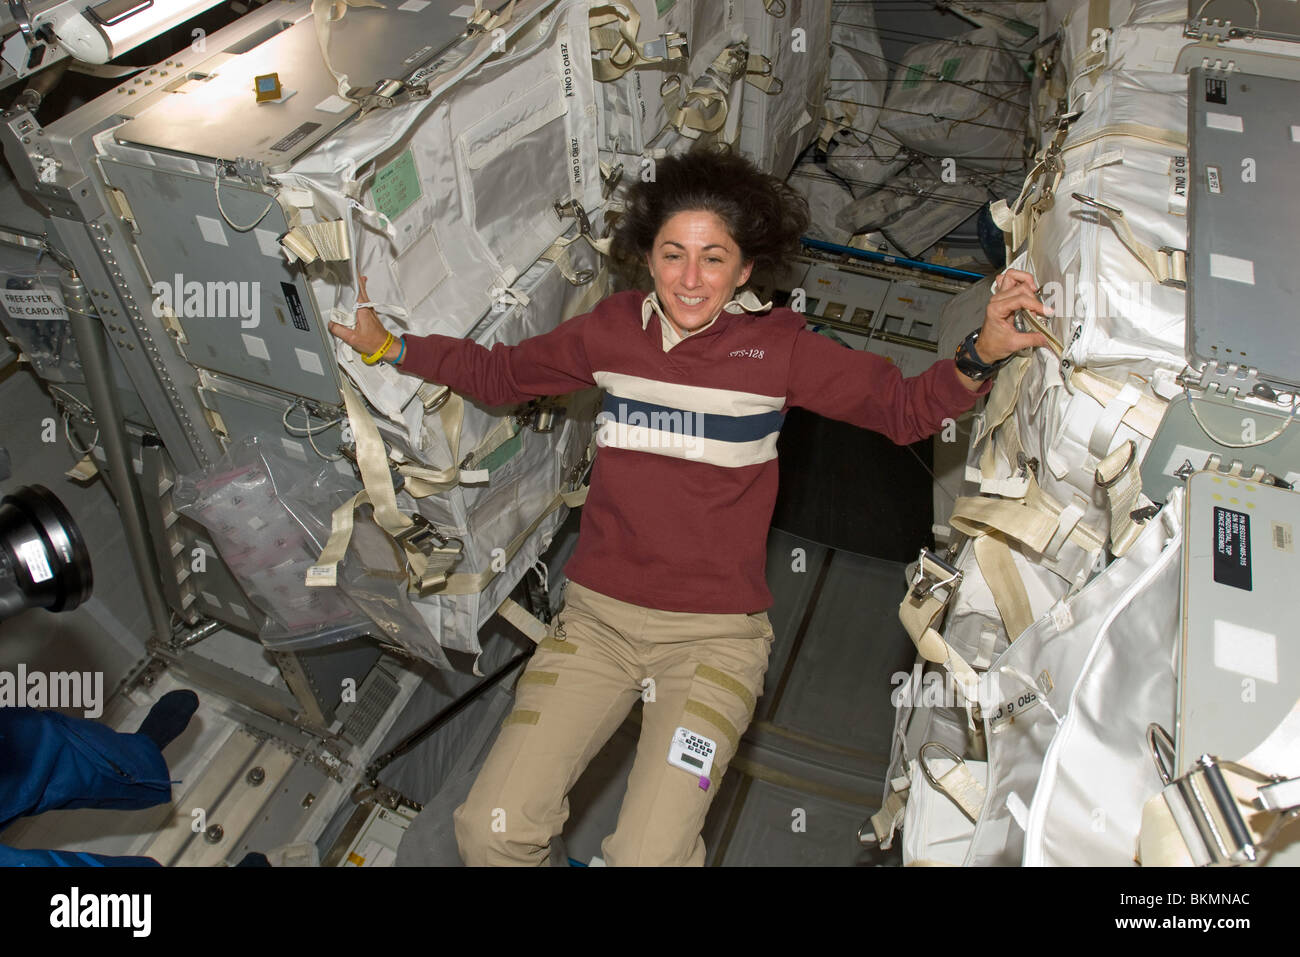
[0,286,68,321]
[1213,506,1252,591]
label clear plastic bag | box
[174,436,449,666]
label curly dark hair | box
[609,147,810,278]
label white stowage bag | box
[1056,0,1300,90]
[1022,486,1185,866]
[271,0,610,665]
[787,160,855,245]
[593,0,695,158]
[880,27,1030,172]
[403,240,609,659]
[737,0,832,178]
[819,0,906,196]
[1055,0,1186,88]
[825,127,910,200]
[282,0,602,442]
[964,497,1182,865]
[834,167,986,257]
[972,70,1189,568]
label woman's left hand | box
[976,268,1053,363]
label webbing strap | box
[974,534,1035,641]
[1025,474,1106,556]
[935,761,986,823]
[952,477,1105,560]
[668,44,749,135]
[397,395,479,497]
[1084,0,1109,72]
[498,597,549,643]
[869,788,908,849]
[973,354,1030,448]
[898,589,978,705]
[1095,441,1149,556]
[588,3,685,82]
[950,496,1060,554]
[311,0,385,100]
[1071,368,1166,439]
[1073,193,1186,286]
[308,379,443,589]
[743,54,782,95]
[1088,382,1141,458]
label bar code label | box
[1272,521,1294,553]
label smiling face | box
[645,210,754,339]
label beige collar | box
[640,289,773,333]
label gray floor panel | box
[766,548,917,761]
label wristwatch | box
[954,330,1010,382]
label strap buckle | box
[352,79,431,115]
[393,512,462,558]
[909,548,962,603]
[641,31,688,62]
[1147,724,1262,866]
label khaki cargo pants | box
[453,581,775,866]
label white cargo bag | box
[881,27,1030,172]
[593,0,694,158]
[737,0,832,177]
[401,237,610,661]
[1022,486,1184,865]
[283,0,603,438]
[964,496,1182,865]
[834,167,987,257]
[787,159,855,245]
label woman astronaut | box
[330,148,1049,865]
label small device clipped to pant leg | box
[668,726,716,791]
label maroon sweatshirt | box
[400,289,986,613]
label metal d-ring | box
[918,741,965,791]
[1072,191,1124,218]
[1095,439,1137,489]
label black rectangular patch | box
[1213,506,1252,591]
[270,121,321,153]
[280,282,309,332]
[1205,77,1228,105]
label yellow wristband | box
[362,331,395,366]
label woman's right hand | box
[328,276,392,358]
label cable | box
[213,163,276,232]
[63,416,99,458]
[835,97,1028,135]
[1184,384,1296,449]
[282,399,345,461]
